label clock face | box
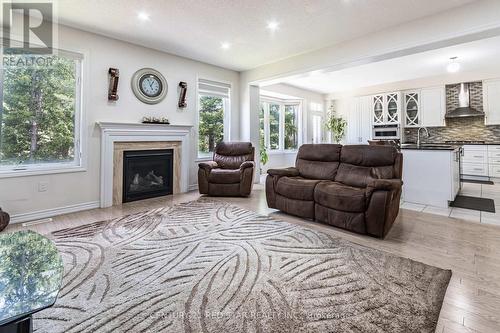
[131,68,168,104]
[139,74,162,97]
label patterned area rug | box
[35,199,451,333]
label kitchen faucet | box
[417,127,430,148]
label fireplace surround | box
[98,122,192,208]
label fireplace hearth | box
[123,149,173,203]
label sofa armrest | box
[198,161,218,171]
[267,167,299,177]
[240,161,255,170]
[367,179,402,192]
[365,178,403,238]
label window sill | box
[268,150,298,155]
[0,165,86,179]
[195,156,212,163]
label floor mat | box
[461,179,495,185]
[450,195,496,213]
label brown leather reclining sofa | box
[198,142,255,197]
[266,144,403,238]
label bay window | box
[260,98,301,152]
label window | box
[310,102,324,144]
[260,98,301,152]
[268,103,280,150]
[0,50,83,174]
[312,115,323,143]
[284,104,298,150]
[197,79,230,157]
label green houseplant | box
[325,105,347,144]
[259,134,268,173]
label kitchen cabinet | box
[402,147,461,208]
[421,87,446,127]
[461,145,500,179]
[402,87,445,128]
[488,145,500,178]
[403,91,420,127]
[372,93,401,125]
[338,96,372,144]
[483,79,500,125]
[462,145,489,179]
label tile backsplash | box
[404,117,500,143]
[405,81,500,143]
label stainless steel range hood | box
[445,83,484,118]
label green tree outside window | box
[0,54,78,166]
[198,95,224,154]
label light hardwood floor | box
[5,184,500,333]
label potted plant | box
[325,105,347,144]
[259,135,268,174]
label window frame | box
[260,97,302,154]
[0,47,85,178]
[196,77,231,159]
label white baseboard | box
[10,201,100,224]
[188,184,199,191]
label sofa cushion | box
[208,168,241,184]
[276,194,315,219]
[335,145,397,187]
[295,144,341,180]
[340,145,397,166]
[276,177,322,201]
[213,142,254,169]
[315,204,366,234]
[314,181,367,212]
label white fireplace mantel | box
[97,122,193,208]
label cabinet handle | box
[473,155,483,158]
[473,168,484,171]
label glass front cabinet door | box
[373,95,384,124]
[404,91,420,127]
[385,92,400,124]
[372,93,401,125]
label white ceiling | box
[274,35,500,94]
[55,0,478,71]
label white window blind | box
[198,79,231,98]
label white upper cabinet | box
[484,79,500,125]
[421,86,446,127]
[337,97,372,144]
[372,92,401,125]
[403,91,420,127]
[385,92,400,124]
[372,95,384,124]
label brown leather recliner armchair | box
[198,142,255,197]
[266,144,403,238]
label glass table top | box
[0,230,63,325]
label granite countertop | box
[400,144,459,151]
[404,141,500,146]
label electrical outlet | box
[38,181,49,192]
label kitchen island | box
[401,144,461,208]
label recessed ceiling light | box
[137,11,150,21]
[447,57,460,73]
[267,20,280,32]
[220,42,231,50]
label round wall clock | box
[131,68,168,104]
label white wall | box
[0,24,240,219]
[259,83,326,173]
